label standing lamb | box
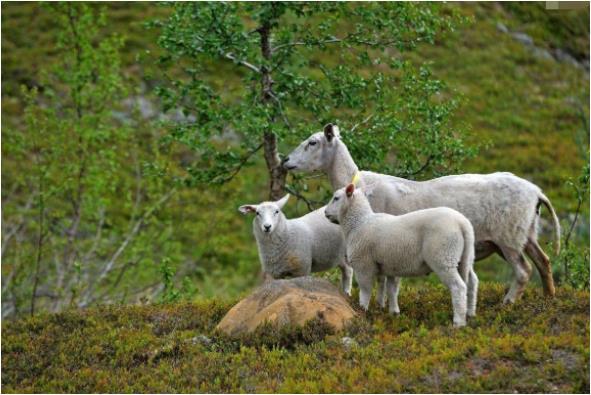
[239,194,353,295]
[325,183,478,327]
[283,123,560,304]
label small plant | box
[158,258,198,303]
[557,161,590,289]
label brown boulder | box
[216,276,356,337]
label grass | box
[2,283,588,393]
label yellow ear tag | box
[351,172,361,186]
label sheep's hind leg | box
[386,276,401,314]
[467,269,479,317]
[338,261,354,297]
[499,245,532,304]
[525,238,555,297]
[376,275,387,309]
[432,265,467,327]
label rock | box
[553,48,582,69]
[511,32,534,46]
[190,335,213,346]
[341,336,358,349]
[531,46,554,61]
[216,276,356,337]
[496,22,509,34]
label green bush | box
[2,283,588,393]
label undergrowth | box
[2,283,588,393]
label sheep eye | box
[333,197,339,202]
[256,212,260,216]
[274,210,279,214]
[308,141,317,146]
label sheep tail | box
[458,220,475,284]
[538,193,561,255]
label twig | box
[1,195,34,259]
[79,188,177,307]
[283,185,321,212]
[218,143,264,183]
[272,36,410,52]
[350,113,375,134]
[272,37,343,52]
[222,52,261,74]
[268,91,291,129]
[404,155,433,178]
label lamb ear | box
[276,193,290,209]
[324,123,340,142]
[345,183,355,198]
[238,205,257,215]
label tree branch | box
[272,35,412,52]
[78,188,177,307]
[283,185,323,212]
[272,37,342,52]
[267,91,291,129]
[217,143,264,183]
[350,113,375,133]
[403,155,433,178]
[1,195,34,259]
[222,52,261,74]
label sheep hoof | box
[502,296,516,305]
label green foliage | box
[158,258,199,304]
[557,161,590,289]
[153,2,474,198]
[2,284,589,393]
[1,2,589,316]
[1,3,177,316]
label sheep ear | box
[345,183,355,197]
[276,193,290,209]
[324,123,340,142]
[238,205,257,215]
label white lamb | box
[239,194,353,295]
[325,183,478,327]
[283,123,560,304]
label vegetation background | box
[1,2,589,392]
[2,1,589,312]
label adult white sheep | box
[283,123,560,304]
[325,183,478,327]
[239,194,353,295]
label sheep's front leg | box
[386,276,401,314]
[499,246,532,304]
[354,267,374,311]
[433,266,467,327]
[338,261,354,297]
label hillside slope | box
[2,284,589,393]
[1,2,588,303]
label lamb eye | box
[256,212,260,216]
[308,141,317,146]
[333,197,339,202]
[275,210,279,214]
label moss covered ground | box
[2,283,589,393]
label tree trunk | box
[263,132,287,201]
[259,21,287,201]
